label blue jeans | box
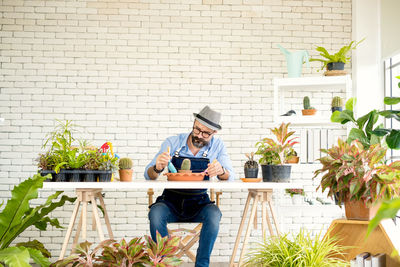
[148,202,222,267]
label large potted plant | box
[255,123,298,182]
[314,138,400,220]
[244,229,347,266]
[310,39,364,75]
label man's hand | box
[207,161,223,177]
[156,152,171,171]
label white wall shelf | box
[0,118,4,125]
[273,75,352,126]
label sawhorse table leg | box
[229,189,280,267]
[59,188,114,260]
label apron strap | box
[174,145,211,159]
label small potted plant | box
[285,147,299,164]
[244,152,258,178]
[118,157,133,182]
[302,96,317,116]
[310,39,364,75]
[313,138,400,220]
[255,123,298,182]
[285,188,305,205]
[331,96,343,113]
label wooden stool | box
[230,189,280,267]
[59,189,113,260]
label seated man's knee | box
[203,204,222,224]
[148,203,169,223]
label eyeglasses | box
[193,127,214,138]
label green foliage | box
[303,96,311,110]
[180,159,191,171]
[331,98,384,149]
[119,157,133,170]
[97,238,147,266]
[314,139,400,206]
[285,188,305,197]
[244,152,258,169]
[331,96,343,108]
[83,150,103,170]
[368,198,400,236]
[0,174,75,267]
[98,152,119,173]
[144,232,182,266]
[310,39,365,70]
[255,123,299,165]
[243,229,348,267]
[52,232,182,267]
[16,240,51,259]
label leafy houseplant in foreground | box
[244,229,347,267]
[0,174,75,267]
[255,122,298,182]
[314,138,400,220]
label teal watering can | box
[277,44,310,78]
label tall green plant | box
[244,229,347,267]
[0,174,76,267]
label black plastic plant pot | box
[83,170,96,182]
[327,62,345,70]
[68,169,81,182]
[98,170,112,182]
[55,169,67,182]
[331,107,343,113]
[244,168,258,178]
[262,165,291,182]
[261,165,273,182]
[40,170,56,182]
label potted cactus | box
[178,159,192,174]
[244,152,258,178]
[331,96,343,113]
[118,157,133,182]
[302,96,317,116]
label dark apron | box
[151,148,213,220]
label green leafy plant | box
[97,238,147,267]
[331,98,384,149]
[255,123,298,165]
[50,240,114,267]
[98,152,119,173]
[285,188,305,197]
[313,139,400,206]
[144,232,182,266]
[243,229,348,267]
[0,174,76,267]
[310,39,365,70]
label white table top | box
[42,180,302,190]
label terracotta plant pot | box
[164,173,205,181]
[178,170,192,174]
[119,169,133,182]
[286,156,299,164]
[344,200,381,221]
[302,109,317,116]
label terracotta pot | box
[178,170,192,174]
[344,200,381,221]
[286,156,299,164]
[164,173,204,181]
[302,109,317,116]
[119,169,133,182]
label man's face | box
[191,121,216,148]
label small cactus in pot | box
[118,157,133,182]
[178,159,192,173]
[302,96,317,116]
[244,152,259,178]
[331,96,343,113]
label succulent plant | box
[119,157,133,170]
[331,96,343,108]
[244,152,258,169]
[303,96,314,110]
[181,158,191,170]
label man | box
[144,105,235,267]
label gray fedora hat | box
[193,105,222,131]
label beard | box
[191,134,209,148]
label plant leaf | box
[368,198,400,236]
[386,130,400,149]
[384,97,400,105]
[0,247,31,267]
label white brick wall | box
[0,0,350,263]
